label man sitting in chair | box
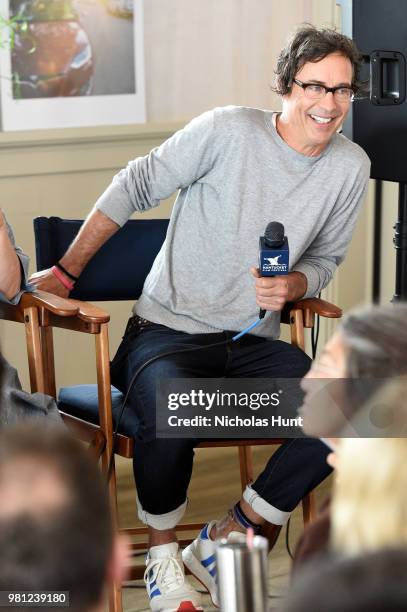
[31,25,370,612]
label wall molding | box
[0,122,184,178]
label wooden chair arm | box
[30,293,111,333]
[281,297,342,327]
[292,298,342,318]
[20,291,110,325]
[63,298,110,324]
[0,290,79,323]
[0,291,110,333]
[20,290,79,317]
[20,291,110,324]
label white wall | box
[144,0,336,121]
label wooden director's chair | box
[0,216,342,612]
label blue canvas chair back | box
[33,216,170,301]
[33,216,170,437]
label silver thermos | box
[216,534,269,611]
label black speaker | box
[339,0,407,182]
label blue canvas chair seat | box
[58,385,139,438]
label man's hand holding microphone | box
[253,222,307,315]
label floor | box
[115,445,332,611]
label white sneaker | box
[144,542,203,612]
[182,522,244,608]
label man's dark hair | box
[0,425,113,612]
[274,24,364,96]
[281,548,407,612]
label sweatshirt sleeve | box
[0,220,32,305]
[292,156,370,298]
[95,110,217,227]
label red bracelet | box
[51,265,75,291]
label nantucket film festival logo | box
[261,252,289,274]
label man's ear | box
[107,533,131,585]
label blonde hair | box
[332,381,407,554]
[331,378,407,554]
[332,437,407,554]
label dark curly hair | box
[273,24,364,96]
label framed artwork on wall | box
[0,0,145,130]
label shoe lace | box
[144,554,185,594]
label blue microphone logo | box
[259,236,289,275]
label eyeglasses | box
[293,78,355,102]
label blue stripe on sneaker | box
[150,579,156,589]
[201,553,216,568]
[200,523,210,540]
[209,567,217,578]
[150,588,161,599]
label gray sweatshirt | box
[96,106,370,338]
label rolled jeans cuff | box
[243,485,291,526]
[136,493,188,529]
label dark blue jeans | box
[110,321,331,521]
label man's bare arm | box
[29,209,120,297]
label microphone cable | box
[311,292,322,359]
[285,517,294,560]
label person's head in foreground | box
[280,547,407,612]
[300,303,407,439]
[332,383,407,556]
[275,24,363,156]
[0,424,128,612]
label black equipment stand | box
[393,182,407,301]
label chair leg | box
[87,430,107,460]
[39,326,57,398]
[108,582,123,612]
[95,324,115,469]
[301,491,317,525]
[106,457,123,612]
[24,306,47,393]
[289,309,305,351]
[238,446,254,492]
[95,324,123,612]
[288,307,317,526]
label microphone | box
[258,222,289,319]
